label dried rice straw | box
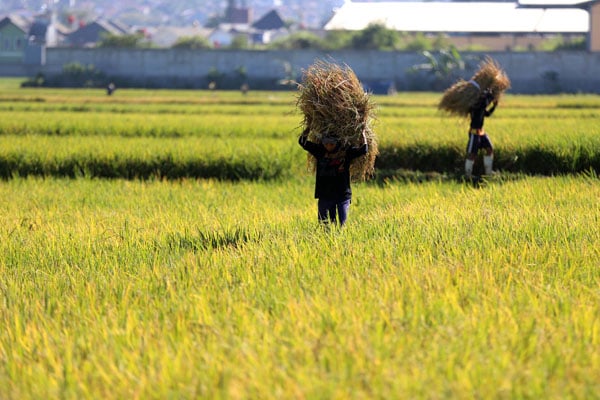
[438,56,511,117]
[296,60,378,181]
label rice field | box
[0,79,598,399]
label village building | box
[0,11,70,65]
[210,0,287,47]
[0,14,29,64]
[324,0,599,51]
[1,0,598,91]
[251,9,288,44]
[65,19,131,47]
[225,0,253,25]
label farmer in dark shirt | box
[465,88,498,178]
[299,128,368,227]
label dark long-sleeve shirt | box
[299,135,368,200]
[469,97,496,130]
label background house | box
[225,0,252,25]
[66,19,130,47]
[208,25,245,48]
[518,0,600,51]
[0,14,29,63]
[209,0,252,47]
[0,12,61,65]
[324,0,591,51]
[27,10,66,47]
[210,8,288,47]
[251,9,287,45]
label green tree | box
[323,30,354,50]
[431,34,451,50]
[411,47,466,79]
[350,23,400,50]
[405,32,432,51]
[229,35,250,49]
[59,62,106,87]
[267,32,326,50]
[235,65,247,81]
[171,36,212,49]
[207,67,224,88]
[537,35,586,51]
[409,46,477,90]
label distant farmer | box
[106,82,116,96]
[438,56,510,179]
[299,127,368,226]
[296,60,378,227]
[465,87,497,178]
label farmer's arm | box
[298,126,313,148]
[485,100,498,116]
[298,127,321,155]
[298,126,309,145]
[348,130,368,159]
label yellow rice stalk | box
[296,60,378,181]
[438,56,511,117]
[472,56,511,96]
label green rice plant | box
[0,176,598,399]
[0,136,300,180]
[375,93,600,175]
[1,87,600,178]
[0,111,298,138]
[0,86,296,107]
[0,97,295,116]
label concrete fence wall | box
[5,48,600,94]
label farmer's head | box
[321,136,338,151]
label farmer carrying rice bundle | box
[296,60,378,227]
[438,56,511,179]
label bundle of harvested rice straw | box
[296,60,378,181]
[438,56,511,117]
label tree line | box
[97,23,585,52]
